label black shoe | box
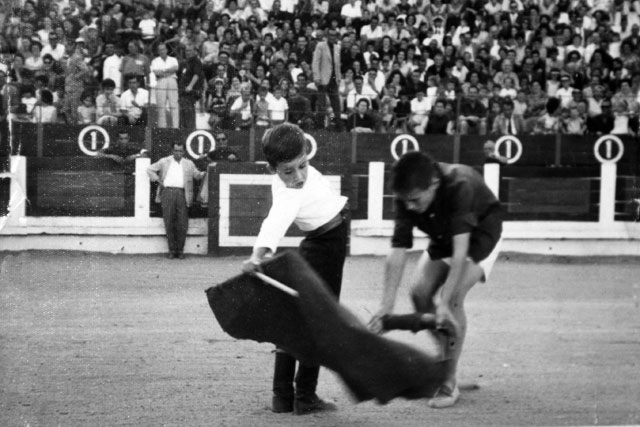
[272,395,293,413]
[166,252,176,259]
[177,252,185,260]
[294,395,337,415]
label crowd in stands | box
[2,0,640,136]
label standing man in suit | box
[312,29,343,130]
[147,142,206,259]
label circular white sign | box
[390,134,420,160]
[185,130,216,159]
[494,135,523,164]
[304,133,317,160]
[593,134,624,164]
[78,125,110,156]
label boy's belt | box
[305,206,349,239]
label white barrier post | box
[8,155,27,227]
[368,162,385,222]
[135,157,151,219]
[483,163,501,198]
[599,162,617,224]
[593,135,624,225]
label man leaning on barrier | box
[96,130,148,164]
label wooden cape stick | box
[254,272,300,297]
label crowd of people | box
[2,0,640,136]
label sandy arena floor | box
[1,251,639,427]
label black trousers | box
[315,77,343,130]
[273,216,349,400]
[161,187,189,255]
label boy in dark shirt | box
[369,151,503,409]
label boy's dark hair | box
[390,151,439,193]
[262,123,307,168]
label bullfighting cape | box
[205,251,449,404]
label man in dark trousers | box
[147,142,206,259]
[179,45,204,130]
[312,29,343,130]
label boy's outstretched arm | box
[368,248,408,333]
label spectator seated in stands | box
[254,83,273,128]
[229,82,253,130]
[492,99,526,136]
[425,99,455,135]
[268,84,289,126]
[32,89,57,124]
[119,74,149,126]
[408,89,430,135]
[96,79,124,126]
[533,97,562,135]
[287,85,314,130]
[77,91,96,125]
[347,98,377,133]
[205,78,228,130]
[459,85,487,135]
[96,130,148,165]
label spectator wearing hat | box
[151,42,180,128]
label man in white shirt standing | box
[150,42,180,128]
[147,142,206,259]
[102,43,122,95]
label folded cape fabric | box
[206,250,449,404]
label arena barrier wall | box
[1,125,639,256]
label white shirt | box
[411,97,430,117]
[612,114,631,135]
[139,18,157,38]
[40,44,66,61]
[163,159,184,188]
[150,55,179,79]
[254,166,348,253]
[103,54,123,94]
[268,96,288,121]
[341,1,362,18]
[346,87,378,109]
[231,96,253,120]
[120,88,150,119]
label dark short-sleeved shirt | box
[391,163,503,262]
[460,99,487,118]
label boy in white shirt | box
[242,123,349,416]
